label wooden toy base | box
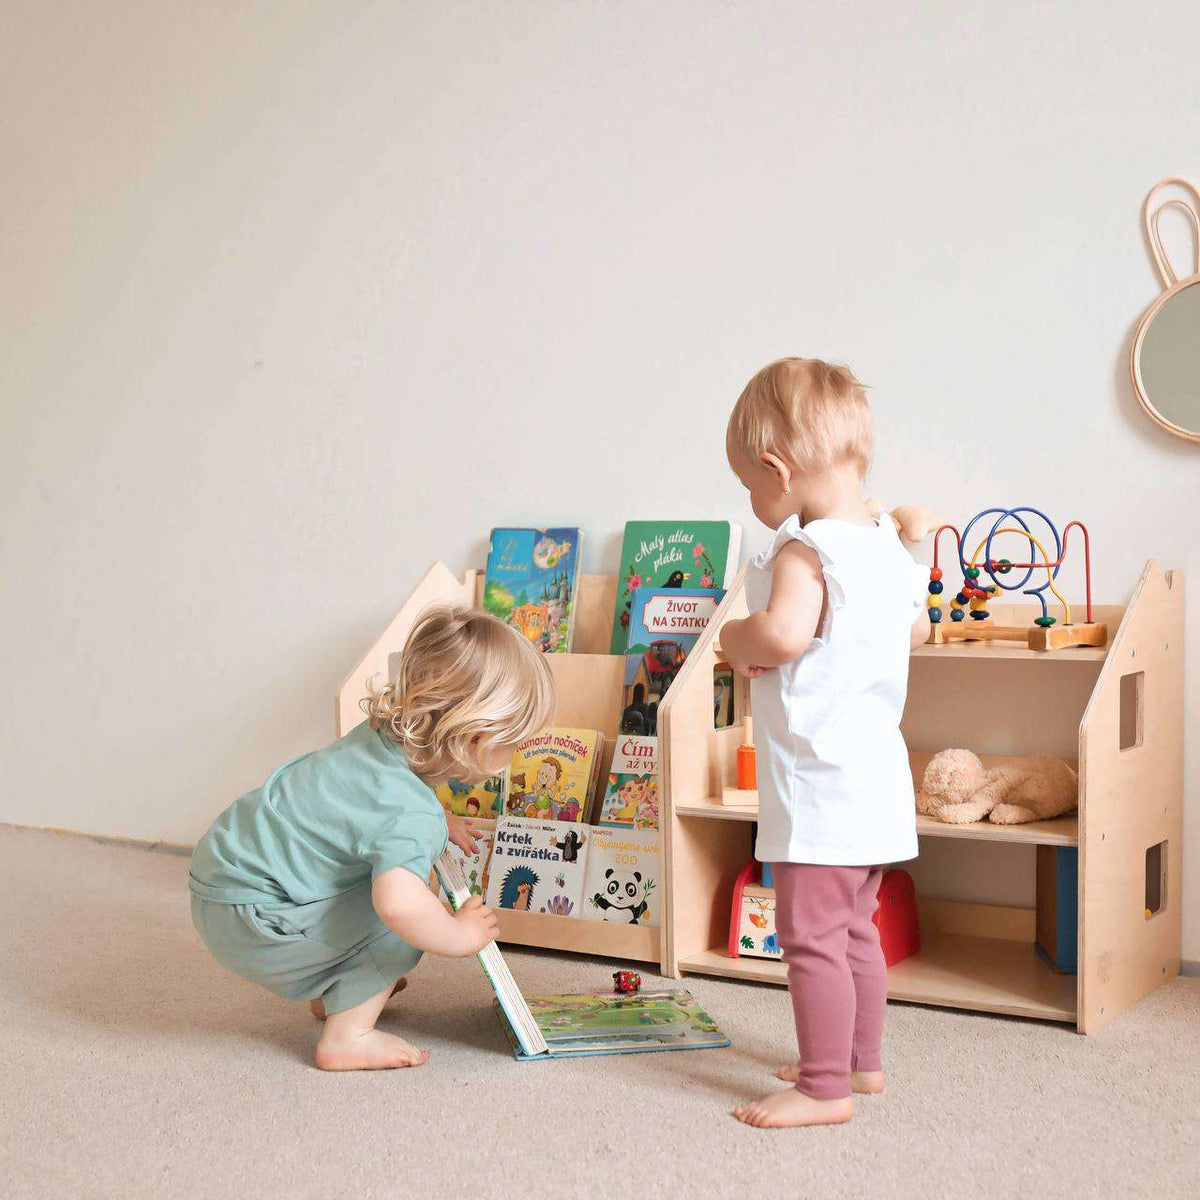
[928,619,1108,653]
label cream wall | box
[2,2,1197,955]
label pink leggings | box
[772,863,886,1100]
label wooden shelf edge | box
[680,932,1077,1024]
[675,796,1079,847]
[911,642,1107,662]
[495,908,661,965]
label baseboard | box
[1182,960,1200,978]
[0,820,192,856]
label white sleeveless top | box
[746,515,927,866]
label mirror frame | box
[1130,177,1200,444]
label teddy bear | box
[865,498,941,547]
[915,749,1078,825]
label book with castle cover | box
[504,727,604,822]
[619,586,725,737]
[435,774,505,819]
[580,828,661,926]
[595,734,659,829]
[483,527,583,653]
[485,817,591,918]
[609,521,739,653]
[436,821,495,901]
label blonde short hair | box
[363,604,555,782]
[728,357,873,478]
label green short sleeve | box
[358,808,449,883]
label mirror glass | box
[1135,280,1200,437]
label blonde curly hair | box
[363,604,555,783]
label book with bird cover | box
[483,527,583,653]
[609,520,740,653]
[435,853,731,1062]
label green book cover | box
[609,521,740,653]
[498,989,731,1060]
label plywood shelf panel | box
[676,753,1081,846]
[680,933,1076,1023]
[496,909,659,962]
[911,641,1108,662]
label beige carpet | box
[3,825,1197,1199]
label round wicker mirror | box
[1131,177,1200,443]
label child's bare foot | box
[774,1064,884,1094]
[734,1088,853,1129]
[310,977,408,1020]
[315,1028,428,1071]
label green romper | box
[189,721,448,1015]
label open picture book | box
[434,852,730,1061]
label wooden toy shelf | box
[336,564,661,965]
[660,562,1183,1032]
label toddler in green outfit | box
[190,605,554,1071]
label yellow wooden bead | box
[926,594,942,609]
[970,595,986,610]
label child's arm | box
[372,867,499,957]
[721,541,825,677]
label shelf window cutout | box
[1145,841,1167,918]
[713,663,735,729]
[1119,671,1144,750]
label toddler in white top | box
[721,358,929,1130]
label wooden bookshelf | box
[659,563,1184,1033]
[336,563,662,964]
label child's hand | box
[452,895,499,956]
[447,815,480,855]
[720,618,766,679]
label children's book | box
[485,817,591,918]
[435,774,506,819]
[436,853,730,1062]
[581,829,661,926]
[619,587,725,736]
[609,520,740,653]
[595,734,659,829]
[498,990,731,1060]
[437,821,495,900]
[504,727,604,822]
[483,527,583,653]
[434,851,549,1058]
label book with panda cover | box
[483,527,583,653]
[609,520,740,653]
[595,735,659,829]
[504,727,604,823]
[580,829,661,927]
[484,817,591,919]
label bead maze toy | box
[925,507,1107,652]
